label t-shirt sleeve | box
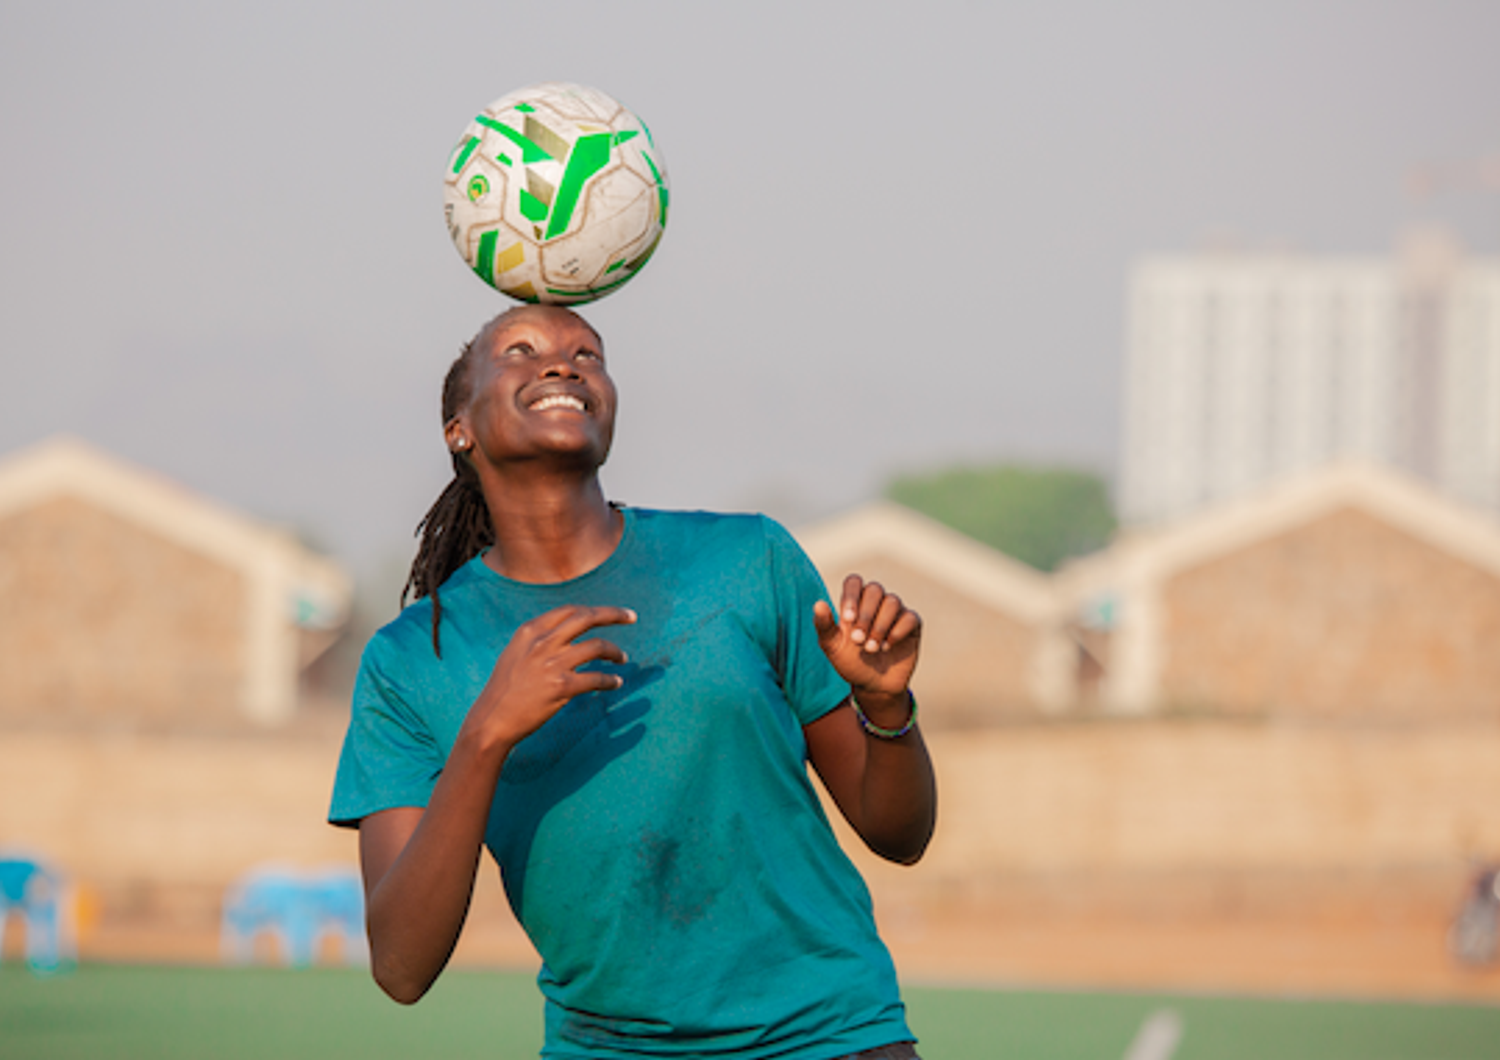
[760,515,852,726]
[328,635,445,828]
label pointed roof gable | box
[0,436,351,723]
[1062,460,1500,594]
[1056,461,1500,714]
[795,500,1059,625]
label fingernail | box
[864,640,880,653]
[613,675,625,688]
[625,609,638,622]
[842,608,857,622]
[850,628,866,644]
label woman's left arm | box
[804,575,937,865]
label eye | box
[501,342,534,359]
[573,347,603,363]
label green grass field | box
[1,964,1497,1059]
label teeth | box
[530,394,585,412]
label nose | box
[537,348,582,379]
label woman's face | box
[448,305,617,474]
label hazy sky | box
[4,1,1498,601]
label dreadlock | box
[402,329,496,657]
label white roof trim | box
[0,436,351,723]
[1056,460,1500,715]
[794,501,1059,624]
[1060,460,1500,596]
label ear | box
[443,417,470,454]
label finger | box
[852,580,886,645]
[865,592,905,652]
[541,605,639,643]
[559,637,629,672]
[569,668,629,694]
[838,574,865,625]
[549,667,628,698]
[812,599,839,642]
[883,608,921,650]
[518,605,601,639]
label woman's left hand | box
[812,574,921,697]
[807,574,934,864]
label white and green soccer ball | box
[443,82,669,305]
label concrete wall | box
[5,716,1497,931]
[0,498,248,726]
[0,723,355,936]
[842,720,1500,916]
[1159,507,1500,718]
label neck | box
[478,470,622,584]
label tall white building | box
[1119,230,1500,524]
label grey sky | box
[3,0,1498,603]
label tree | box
[884,463,1116,571]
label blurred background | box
[3,0,1500,1054]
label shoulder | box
[356,605,432,685]
[359,557,487,673]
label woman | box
[330,304,937,1059]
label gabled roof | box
[0,436,351,722]
[1056,460,1500,715]
[0,436,349,619]
[1060,460,1500,600]
[794,500,1059,625]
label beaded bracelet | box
[851,691,918,739]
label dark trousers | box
[840,1044,920,1060]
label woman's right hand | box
[361,602,636,1004]
[459,604,638,761]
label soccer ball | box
[443,83,670,305]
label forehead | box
[483,306,602,350]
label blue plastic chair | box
[0,851,76,974]
[221,864,366,967]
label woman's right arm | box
[357,604,636,1004]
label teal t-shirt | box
[329,509,914,1059]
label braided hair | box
[402,328,496,657]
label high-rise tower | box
[1119,230,1500,524]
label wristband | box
[851,691,917,739]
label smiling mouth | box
[528,394,587,413]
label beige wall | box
[0,727,354,893]
[822,550,1044,725]
[5,718,1497,926]
[840,721,1500,909]
[1158,507,1500,718]
[0,497,248,725]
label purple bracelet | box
[851,691,918,739]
